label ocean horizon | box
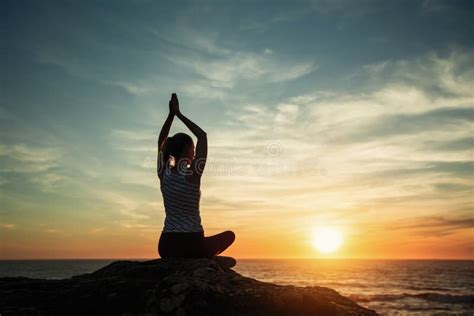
[1,258,473,315]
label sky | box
[1,0,473,259]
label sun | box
[312,228,344,254]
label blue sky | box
[1,0,473,258]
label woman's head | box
[162,133,195,168]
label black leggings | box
[158,230,235,258]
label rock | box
[0,258,378,315]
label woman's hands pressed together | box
[169,93,180,116]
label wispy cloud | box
[0,143,61,164]
[30,173,65,192]
[45,229,60,233]
[0,144,62,173]
[167,50,316,89]
[0,223,16,229]
[194,49,474,232]
[390,215,474,236]
[89,227,105,234]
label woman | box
[157,93,235,259]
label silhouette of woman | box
[157,93,235,259]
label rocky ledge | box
[0,258,377,315]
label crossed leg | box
[204,230,235,258]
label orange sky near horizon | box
[2,213,473,259]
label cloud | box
[0,224,16,229]
[153,28,232,57]
[110,129,154,142]
[197,49,474,229]
[211,52,474,227]
[167,51,316,89]
[0,144,61,164]
[433,182,472,192]
[428,161,474,178]
[361,50,474,98]
[89,227,105,234]
[180,81,231,100]
[30,173,65,192]
[346,107,472,142]
[29,3,318,101]
[108,128,158,174]
[0,144,62,173]
[391,215,474,236]
[422,136,474,152]
[151,13,318,90]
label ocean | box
[0,259,472,315]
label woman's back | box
[161,169,203,233]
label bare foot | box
[212,256,236,269]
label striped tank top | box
[160,168,204,233]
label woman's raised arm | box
[158,113,174,150]
[174,96,208,182]
[176,111,207,140]
[157,94,179,177]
